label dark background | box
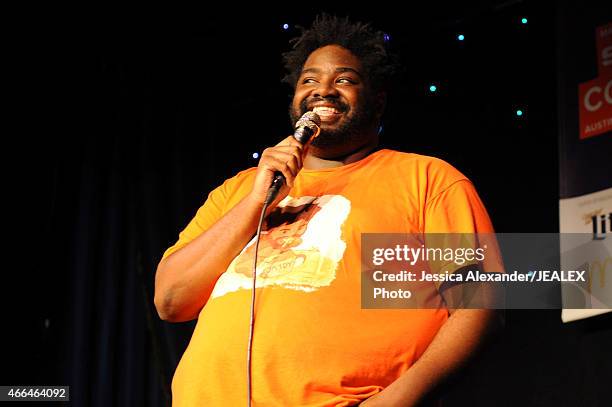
[4,1,611,406]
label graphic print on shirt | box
[210,194,351,298]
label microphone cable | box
[245,111,320,406]
[247,198,269,407]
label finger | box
[276,135,297,147]
[276,135,307,149]
[271,145,303,168]
[266,155,296,187]
[260,149,298,177]
[269,151,300,181]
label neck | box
[303,135,380,170]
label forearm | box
[364,309,498,406]
[154,194,263,322]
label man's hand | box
[249,135,305,207]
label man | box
[155,14,498,406]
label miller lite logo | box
[591,212,612,240]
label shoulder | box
[222,167,258,190]
[205,167,257,208]
[373,149,469,188]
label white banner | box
[559,187,612,322]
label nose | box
[312,79,339,98]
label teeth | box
[313,106,340,114]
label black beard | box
[289,97,377,149]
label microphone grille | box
[295,111,321,130]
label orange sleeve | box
[423,179,500,294]
[161,184,227,260]
[161,169,256,260]
[424,179,494,234]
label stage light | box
[252,152,260,159]
[429,85,437,92]
[516,109,523,117]
[383,33,390,42]
[282,23,289,30]
[521,17,528,24]
[457,34,465,41]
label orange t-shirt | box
[163,149,494,406]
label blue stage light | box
[457,34,465,41]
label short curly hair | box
[282,14,401,93]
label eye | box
[301,78,317,84]
[337,77,357,84]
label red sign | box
[579,23,612,140]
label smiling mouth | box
[311,106,343,122]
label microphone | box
[264,111,321,205]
